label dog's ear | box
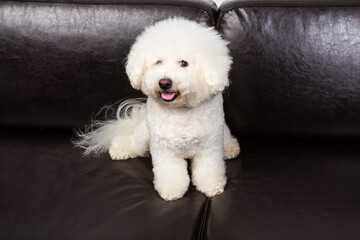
[203,61,231,94]
[126,43,146,90]
[199,42,232,94]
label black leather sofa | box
[1,0,359,239]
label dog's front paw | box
[192,170,227,197]
[224,137,240,159]
[109,137,134,160]
[153,166,190,201]
[156,183,189,201]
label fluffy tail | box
[74,98,147,156]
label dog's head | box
[126,18,232,107]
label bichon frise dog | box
[76,18,240,201]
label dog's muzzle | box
[158,78,178,102]
[159,78,172,90]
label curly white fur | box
[75,18,240,201]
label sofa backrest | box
[219,0,360,138]
[2,0,360,139]
[0,0,216,129]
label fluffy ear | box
[125,43,146,90]
[201,52,232,94]
[197,35,232,94]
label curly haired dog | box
[76,18,240,201]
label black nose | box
[159,78,172,90]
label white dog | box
[76,18,240,201]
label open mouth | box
[160,91,178,102]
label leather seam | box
[197,198,211,240]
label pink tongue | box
[161,92,175,100]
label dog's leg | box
[192,145,227,197]
[109,119,149,160]
[224,124,240,159]
[152,150,190,201]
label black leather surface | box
[207,139,360,240]
[0,0,215,129]
[0,129,207,240]
[1,1,360,239]
[219,0,360,11]
[219,5,360,138]
[1,130,358,239]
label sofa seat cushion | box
[207,139,360,240]
[0,129,207,240]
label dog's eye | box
[155,60,162,65]
[179,60,188,68]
